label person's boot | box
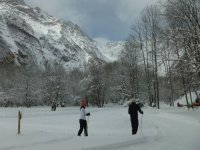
[84,130,88,136]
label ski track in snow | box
[0,106,199,150]
[0,135,74,150]
[83,138,147,150]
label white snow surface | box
[0,105,199,150]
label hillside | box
[0,0,105,70]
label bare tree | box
[121,37,140,99]
[128,5,162,108]
[84,60,105,107]
[163,0,200,108]
[42,61,67,106]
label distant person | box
[128,98,143,135]
[177,102,184,107]
[77,99,90,136]
[51,100,57,111]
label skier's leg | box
[130,117,134,135]
[78,119,84,136]
[84,120,88,136]
[135,119,139,134]
[132,119,138,134]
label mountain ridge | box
[0,0,107,70]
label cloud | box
[94,37,110,46]
[25,0,158,41]
[116,0,158,24]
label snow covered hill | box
[95,38,125,62]
[0,0,105,70]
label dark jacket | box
[128,102,143,119]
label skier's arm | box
[128,106,131,114]
[84,109,90,116]
[138,105,143,114]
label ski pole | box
[86,116,89,136]
[139,114,144,136]
[141,114,143,131]
[87,116,90,124]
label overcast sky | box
[25,0,158,41]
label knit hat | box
[81,99,86,107]
[130,98,136,103]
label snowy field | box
[0,105,199,150]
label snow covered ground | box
[0,105,199,150]
[176,91,200,105]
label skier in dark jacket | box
[77,99,90,136]
[128,98,143,135]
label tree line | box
[124,0,200,109]
[0,0,199,108]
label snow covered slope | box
[0,0,105,70]
[95,38,125,62]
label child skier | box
[77,99,90,136]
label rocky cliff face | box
[0,0,25,5]
[0,0,105,70]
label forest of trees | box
[0,0,199,109]
[124,0,200,109]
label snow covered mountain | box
[0,0,105,70]
[95,38,125,62]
